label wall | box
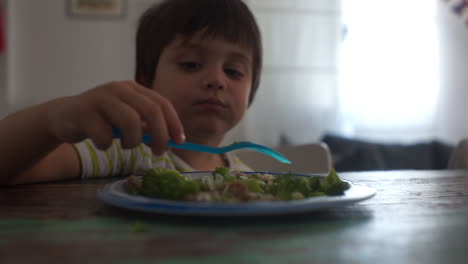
[0,0,6,115]
[2,0,158,116]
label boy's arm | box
[0,101,80,185]
[6,144,80,185]
[0,81,185,185]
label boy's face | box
[151,32,253,142]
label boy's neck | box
[172,135,228,171]
[172,149,228,171]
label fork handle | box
[111,127,153,144]
[167,141,221,154]
[112,127,219,154]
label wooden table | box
[2,170,468,264]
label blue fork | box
[111,127,291,164]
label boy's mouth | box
[194,98,228,110]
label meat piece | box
[125,175,142,194]
[225,182,249,201]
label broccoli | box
[213,167,235,182]
[134,167,349,202]
[321,168,350,195]
[267,173,311,200]
[139,168,200,200]
[243,178,263,193]
[308,176,321,192]
[132,221,147,233]
[265,169,349,200]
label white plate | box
[97,171,376,216]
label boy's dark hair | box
[135,0,262,105]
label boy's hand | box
[47,81,185,155]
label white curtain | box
[226,0,444,146]
[226,0,341,146]
[338,0,440,143]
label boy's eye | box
[179,62,202,71]
[225,68,244,79]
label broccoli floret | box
[139,168,200,200]
[132,221,147,233]
[309,191,326,197]
[194,178,210,192]
[308,176,321,192]
[213,167,235,182]
[297,177,312,196]
[321,168,350,195]
[267,173,311,200]
[291,192,305,200]
[243,178,263,193]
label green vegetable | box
[213,167,235,182]
[291,192,305,200]
[267,173,311,200]
[139,168,200,200]
[321,168,350,195]
[308,177,321,192]
[134,167,349,202]
[243,178,263,193]
[132,221,147,233]
[194,178,210,192]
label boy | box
[0,0,262,184]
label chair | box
[236,143,333,174]
[448,139,468,169]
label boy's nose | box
[205,81,224,90]
[203,67,225,90]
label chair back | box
[236,142,332,174]
[448,139,468,169]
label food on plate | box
[125,167,350,203]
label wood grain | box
[2,170,468,264]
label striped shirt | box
[73,139,252,179]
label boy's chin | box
[185,121,233,140]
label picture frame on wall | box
[67,0,126,19]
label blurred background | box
[1,0,467,170]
